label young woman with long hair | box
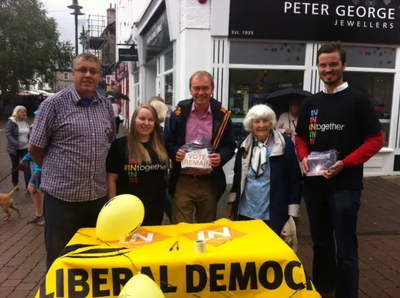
[106,104,169,226]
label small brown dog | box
[0,186,21,221]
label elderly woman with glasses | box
[227,104,302,237]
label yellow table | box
[36,219,321,297]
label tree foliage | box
[0,0,74,109]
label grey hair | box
[243,104,277,131]
[149,96,165,104]
[73,53,101,67]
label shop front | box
[217,0,400,180]
[136,1,175,109]
[129,0,400,179]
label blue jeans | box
[303,187,361,298]
[29,174,41,192]
[44,193,108,271]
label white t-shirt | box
[16,121,30,149]
[112,103,120,117]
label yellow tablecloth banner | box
[36,219,321,298]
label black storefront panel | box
[229,0,400,45]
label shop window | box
[229,69,304,142]
[133,71,139,84]
[230,41,306,65]
[164,50,173,71]
[164,73,173,105]
[343,46,396,69]
[133,83,140,106]
[345,72,394,147]
[157,57,161,75]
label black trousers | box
[9,148,31,188]
[115,117,120,134]
[303,187,361,298]
[44,192,108,271]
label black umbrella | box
[262,88,312,118]
[105,91,130,101]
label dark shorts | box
[29,174,41,192]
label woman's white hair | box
[11,105,27,120]
[243,104,277,131]
[149,100,169,123]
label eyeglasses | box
[191,86,211,92]
[74,68,101,75]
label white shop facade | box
[126,0,400,182]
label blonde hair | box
[127,104,169,165]
[243,104,277,131]
[149,100,168,123]
[148,96,164,104]
[11,105,27,121]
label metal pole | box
[75,11,78,56]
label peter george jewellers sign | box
[229,0,400,45]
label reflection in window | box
[343,46,396,69]
[345,72,394,146]
[164,73,173,105]
[164,50,173,71]
[133,71,139,84]
[230,42,306,65]
[229,69,304,142]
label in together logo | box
[121,228,170,249]
[308,109,345,145]
[182,225,247,247]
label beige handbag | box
[280,216,298,253]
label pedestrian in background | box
[149,97,173,222]
[110,97,122,134]
[6,105,32,190]
[276,97,301,145]
[18,110,44,226]
[20,151,44,226]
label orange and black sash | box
[213,107,231,150]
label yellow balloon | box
[96,194,145,241]
[119,273,165,298]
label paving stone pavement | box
[0,119,400,297]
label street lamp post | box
[68,0,84,56]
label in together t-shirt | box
[106,136,168,225]
[296,87,381,190]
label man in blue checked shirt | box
[29,53,116,270]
